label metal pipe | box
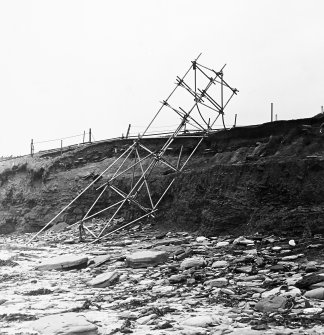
[27,143,136,243]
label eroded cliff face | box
[1,115,324,236]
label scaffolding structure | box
[28,55,238,243]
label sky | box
[0,0,324,156]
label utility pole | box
[89,128,92,143]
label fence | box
[0,118,239,163]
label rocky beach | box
[2,220,324,334]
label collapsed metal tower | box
[28,55,238,243]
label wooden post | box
[30,139,34,157]
[61,140,63,156]
[89,128,92,143]
[234,114,237,128]
[271,103,273,122]
[321,106,324,113]
[83,130,85,143]
[275,114,277,121]
[126,124,131,139]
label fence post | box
[271,103,273,122]
[322,106,324,113]
[31,139,34,157]
[61,140,63,156]
[83,130,85,143]
[89,128,92,143]
[233,114,237,128]
[126,124,131,139]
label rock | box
[182,315,218,327]
[152,285,175,294]
[88,270,120,288]
[169,274,187,283]
[303,307,323,314]
[137,313,157,325]
[304,287,324,300]
[180,327,207,335]
[35,254,88,271]
[89,255,111,268]
[215,241,229,248]
[211,260,228,268]
[229,329,266,335]
[305,262,318,273]
[243,248,257,255]
[295,273,324,289]
[30,313,98,334]
[309,281,324,289]
[196,236,208,243]
[270,264,286,272]
[272,246,282,251]
[233,237,254,245]
[154,238,188,246]
[236,266,253,274]
[281,255,299,261]
[126,250,169,268]
[206,277,227,288]
[254,295,287,312]
[180,257,205,269]
[221,288,235,295]
[289,239,296,247]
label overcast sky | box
[0,0,324,156]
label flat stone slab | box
[304,287,324,300]
[183,315,217,328]
[35,254,88,271]
[30,313,98,334]
[126,250,169,268]
[88,270,120,288]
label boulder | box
[87,271,120,288]
[35,255,88,271]
[30,313,98,335]
[254,295,287,312]
[126,250,168,268]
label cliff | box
[1,114,324,237]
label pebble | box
[180,257,205,269]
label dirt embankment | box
[1,115,324,236]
